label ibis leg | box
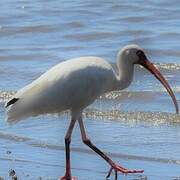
[60,119,77,180]
[78,118,144,179]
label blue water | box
[0,0,180,179]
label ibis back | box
[6,57,117,122]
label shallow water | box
[0,0,180,179]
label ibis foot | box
[60,176,77,180]
[106,163,144,180]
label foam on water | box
[1,89,179,115]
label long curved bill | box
[141,59,179,114]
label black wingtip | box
[6,98,19,108]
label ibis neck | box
[115,60,134,90]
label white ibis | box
[5,44,179,180]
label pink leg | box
[60,119,77,180]
[78,118,144,180]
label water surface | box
[0,0,180,179]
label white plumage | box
[6,57,117,122]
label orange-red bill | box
[141,59,179,114]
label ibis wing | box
[6,98,19,108]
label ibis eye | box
[136,50,143,57]
[135,50,147,64]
